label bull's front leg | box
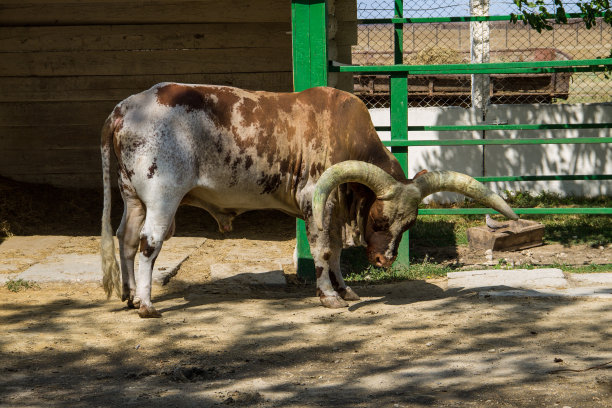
[305,219,349,308]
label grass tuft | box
[5,278,39,292]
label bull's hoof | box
[121,284,132,302]
[319,294,349,308]
[338,286,360,301]
[128,296,141,309]
[138,304,162,318]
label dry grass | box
[355,22,611,60]
[407,46,466,65]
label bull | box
[101,83,517,318]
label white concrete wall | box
[369,103,611,202]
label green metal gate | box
[292,0,612,280]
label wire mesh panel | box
[352,0,612,108]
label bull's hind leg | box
[134,198,181,318]
[116,195,145,308]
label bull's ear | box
[312,161,399,230]
[413,171,518,220]
[412,169,428,180]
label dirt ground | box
[1,179,612,407]
[2,276,612,407]
[1,221,612,407]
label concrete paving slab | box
[209,263,286,286]
[8,237,206,285]
[0,273,18,284]
[19,254,100,282]
[480,287,612,299]
[448,268,569,290]
[569,273,612,286]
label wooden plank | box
[0,101,116,126]
[0,125,99,149]
[0,72,294,102]
[2,172,104,189]
[0,148,100,174]
[336,21,357,46]
[334,0,357,22]
[0,23,291,52]
[0,0,291,26]
[0,48,293,76]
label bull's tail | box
[100,115,121,299]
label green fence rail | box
[329,58,612,74]
[420,208,612,215]
[358,12,607,25]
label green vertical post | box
[292,0,327,281]
[391,0,410,266]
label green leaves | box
[512,0,610,32]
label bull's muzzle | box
[370,253,396,268]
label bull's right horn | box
[312,161,398,230]
[413,170,518,220]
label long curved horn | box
[414,171,518,220]
[312,161,398,230]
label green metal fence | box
[292,0,611,280]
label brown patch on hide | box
[244,155,253,170]
[315,266,324,279]
[367,200,391,232]
[322,252,331,261]
[157,84,206,112]
[329,270,340,289]
[234,92,297,167]
[147,159,158,179]
[257,173,282,194]
[139,236,155,258]
[156,84,240,130]
[310,87,408,183]
[309,162,325,178]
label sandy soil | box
[2,214,612,407]
[1,179,611,406]
[2,278,612,407]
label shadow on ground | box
[2,278,611,407]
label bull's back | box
[112,83,395,214]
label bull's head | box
[312,161,518,268]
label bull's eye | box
[372,221,389,232]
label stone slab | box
[0,273,18,284]
[448,268,569,290]
[569,273,612,286]
[209,263,286,286]
[480,287,612,299]
[7,237,206,285]
[18,254,101,282]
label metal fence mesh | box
[352,0,612,108]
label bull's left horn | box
[413,171,518,220]
[312,161,398,230]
